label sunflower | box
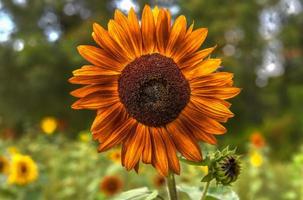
[69,5,240,176]
[0,155,9,175]
[250,131,266,148]
[99,175,123,196]
[8,154,38,185]
[108,148,121,164]
[153,174,166,187]
[40,117,58,135]
[249,151,263,168]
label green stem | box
[200,180,211,200]
[166,172,178,200]
[157,195,165,200]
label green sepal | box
[201,173,214,182]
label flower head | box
[100,175,123,196]
[7,146,19,155]
[40,117,58,135]
[250,131,266,148]
[78,130,91,143]
[201,147,241,185]
[213,154,241,185]
[249,151,263,167]
[108,149,121,164]
[153,174,166,187]
[0,155,9,175]
[8,154,38,185]
[69,5,240,176]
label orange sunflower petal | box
[185,21,194,37]
[173,27,208,62]
[128,8,143,56]
[183,58,221,79]
[70,83,117,98]
[107,20,136,60]
[77,45,123,72]
[178,46,216,69]
[141,5,156,54]
[142,127,152,164]
[178,114,218,145]
[189,72,234,87]
[97,118,136,152]
[114,10,141,57]
[191,86,241,100]
[71,65,120,76]
[152,6,160,22]
[182,104,227,135]
[71,91,119,110]
[155,9,171,54]
[124,124,146,170]
[190,96,234,120]
[166,120,202,162]
[92,23,130,64]
[160,128,180,174]
[151,128,169,176]
[188,101,228,123]
[68,65,119,85]
[165,15,187,57]
[121,134,131,167]
[91,103,126,134]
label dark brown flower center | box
[118,53,190,127]
[222,156,240,178]
[19,163,28,175]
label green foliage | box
[0,133,302,199]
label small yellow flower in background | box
[0,155,9,175]
[40,117,58,135]
[250,151,263,167]
[7,146,19,155]
[8,154,38,185]
[78,130,91,143]
[200,166,209,174]
[108,149,121,164]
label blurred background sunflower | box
[0,0,302,199]
[7,154,38,185]
[0,155,9,175]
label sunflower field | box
[0,0,303,200]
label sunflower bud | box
[213,154,241,185]
[201,147,241,185]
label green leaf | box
[201,173,214,182]
[207,186,239,200]
[112,187,158,200]
[177,184,202,200]
[205,196,220,200]
[145,190,159,200]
